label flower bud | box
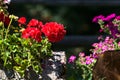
[0,21,3,26]
[9,14,18,20]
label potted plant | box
[68,13,120,80]
[0,0,66,79]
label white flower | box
[4,0,11,4]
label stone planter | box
[0,51,66,80]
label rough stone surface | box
[0,69,22,80]
[42,51,66,80]
[0,51,66,80]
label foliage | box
[0,0,66,77]
[67,53,96,80]
[68,13,120,80]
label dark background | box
[8,0,120,55]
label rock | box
[42,51,66,80]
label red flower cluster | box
[0,11,10,26]
[18,17,26,25]
[27,19,43,30]
[42,22,66,42]
[18,17,66,43]
[22,27,42,42]
[18,17,42,42]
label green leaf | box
[32,61,42,74]
[13,66,25,77]
[1,51,11,66]
[21,60,30,68]
[14,55,22,65]
[0,40,3,44]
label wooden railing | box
[53,35,107,47]
[11,0,120,6]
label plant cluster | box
[0,0,66,77]
[68,13,120,80]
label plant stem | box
[1,23,4,52]
[5,17,13,39]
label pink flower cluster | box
[91,36,120,55]
[68,55,76,63]
[79,52,95,65]
[68,13,120,79]
[93,13,120,38]
[68,52,95,65]
[68,36,120,65]
[18,17,66,43]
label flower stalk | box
[5,15,13,39]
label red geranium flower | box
[22,27,42,42]
[27,19,43,30]
[37,21,43,30]
[0,12,4,21]
[27,19,39,27]
[0,12,10,26]
[4,16,10,26]
[18,17,26,25]
[42,22,66,42]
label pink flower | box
[85,58,94,65]
[115,16,120,20]
[104,13,116,21]
[85,56,94,65]
[79,52,85,57]
[92,15,105,23]
[68,55,76,63]
[118,42,120,47]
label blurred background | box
[9,0,120,56]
